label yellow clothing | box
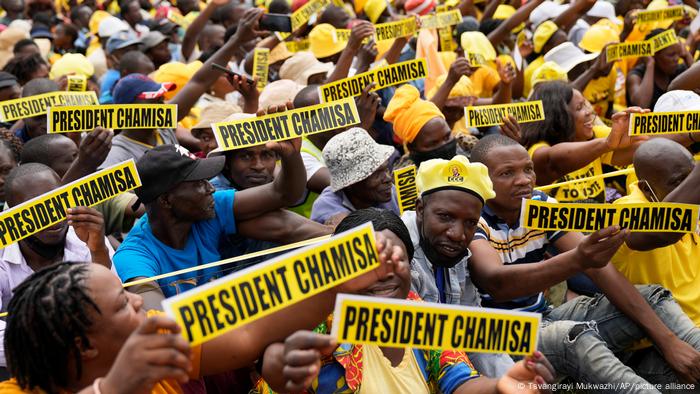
[470,66,501,98]
[583,67,617,118]
[523,55,545,98]
[528,126,613,202]
[611,184,700,326]
[358,345,430,394]
[384,84,444,144]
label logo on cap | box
[174,144,196,159]
[447,165,464,183]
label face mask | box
[410,139,457,167]
[419,216,468,268]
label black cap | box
[135,144,225,203]
[0,72,18,90]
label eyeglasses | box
[638,179,660,203]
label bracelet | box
[93,378,104,394]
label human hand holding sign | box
[499,115,521,142]
[496,352,556,394]
[280,331,337,393]
[348,21,375,51]
[258,101,302,159]
[100,315,193,394]
[607,106,649,150]
[573,225,628,270]
[67,207,112,269]
[447,57,475,84]
[357,82,381,131]
[337,230,407,293]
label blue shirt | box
[99,69,120,104]
[114,190,236,297]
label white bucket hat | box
[654,90,700,112]
[323,128,395,191]
[544,42,599,73]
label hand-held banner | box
[331,294,540,356]
[162,223,380,346]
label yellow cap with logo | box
[533,20,558,54]
[416,155,496,202]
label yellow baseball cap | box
[579,22,619,53]
[533,20,558,54]
[49,53,95,79]
[531,61,567,89]
[494,4,524,33]
[460,32,497,61]
[416,155,496,202]
[364,0,387,23]
[152,61,203,100]
[309,23,346,59]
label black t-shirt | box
[627,63,688,109]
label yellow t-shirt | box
[358,345,430,394]
[523,55,545,98]
[611,183,700,326]
[583,67,617,118]
[528,126,613,202]
[470,66,501,98]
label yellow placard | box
[285,39,310,52]
[636,6,684,24]
[420,10,462,30]
[212,98,360,151]
[67,75,87,92]
[48,104,178,133]
[394,165,417,215]
[167,10,189,28]
[606,41,654,62]
[291,0,331,31]
[253,48,270,92]
[465,101,544,128]
[439,27,455,51]
[0,91,98,122]
[629,111,700,136]
[0,160,140,248]
[162,223,380,345]
[650,29,678,53]
[331,294,540,356]
[319,59,427,102]
[466,52,487,67]
[374,17,418,41]
[520,199,700,233]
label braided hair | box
[5,262,101,392]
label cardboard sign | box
[521,199,699,233]
[212,98,360,150]
[629,111,700,136]
[394,165,417,214]
[332,294,540,356]
[163,223,380,345]
[465,101,544,128]
[0,91,98,122]
[48,104,177,133]
[253,48,270,91]
[0,160,140,247]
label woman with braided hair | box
[0,231,405,394]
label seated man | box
[113,144,330,309]
[611,138,700,378]
[259,208,555,394]
[0,163,115,366]
[311,128,398,226]
[469,135,700,387]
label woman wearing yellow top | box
[520,81,644,203]
[0,233,404,394]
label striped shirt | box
[473,191,564,312]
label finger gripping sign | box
[48,104,178,133]
[212,98,360,151]
[636,6,685,24]
[520,199,700,233]
[162,223,380,346]
[0,160,140,248]
[465,101,544,128]
[253,48,270,92]
[629,111,700,136]
[374,17,418,41]
[606,41,654,62]
[0,91,98,123]
[67,75,87,92]
[650,29,678,53]
[291,0,331,31]
[331,294,540,356]
[319,59,428,103]
[394,165,417,215]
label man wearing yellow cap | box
[468,135,700,389]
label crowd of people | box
[0,0,699,392]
